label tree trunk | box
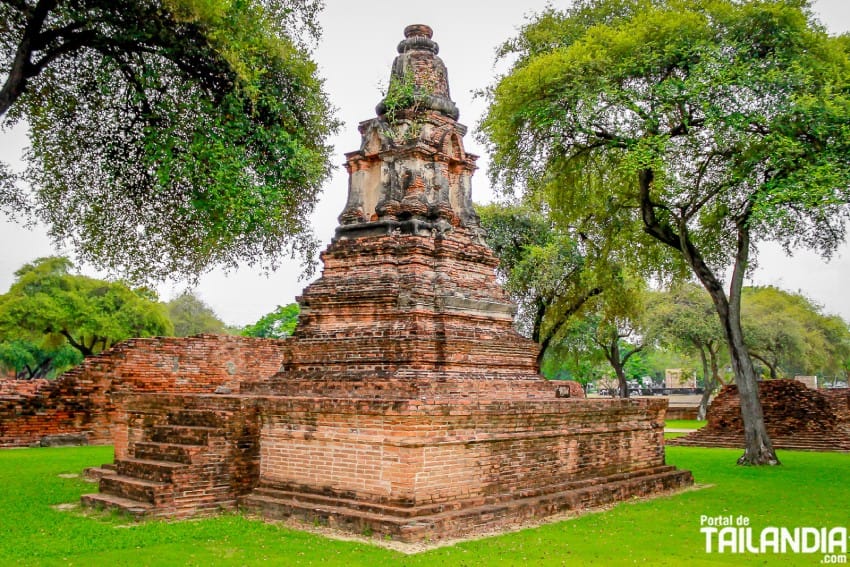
[609,340,630,398]
[696,344,712,420]
[637,170,778,465]
[710,224,779,465]
[709,345,726,386]
[0,0,59,118]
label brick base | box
[242,464,690,541]
[238,394,692,542]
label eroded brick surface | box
[0,335,287,447]
[669,380,850,451]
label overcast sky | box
[1,0,849,326]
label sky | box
[1,0,849,326]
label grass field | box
[0,445,847,566]
[665,419,707,430]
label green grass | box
[665,419,707,430]
[0,445,847,566]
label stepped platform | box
[242,465,688,542]
[82,398,258,519]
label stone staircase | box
[82,409,236,518]
[668,429,850,452]
[240,464,693,541]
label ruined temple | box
[669,380,850,452]
[80,25,692,541]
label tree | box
[0,338,81,379]
[166,290,227,336]
[242,303,299,339]
[541,321,609,389]
[742,286,850,380]
[481,0,850,464]
[1,0,338,281]
[595,317,645,399]
[819,315,850,384]
[478,202,602,362]
[645,283,727,419]
[0,256,173,358]
[548,277,647,399]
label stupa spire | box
[376,24,459,120]
[337,25,481,240]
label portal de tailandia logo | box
[700,514,848,563]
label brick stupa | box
[82,25,692,542]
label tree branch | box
[0,0,57,117]
[60,329,92,357]
[536,286,603,366]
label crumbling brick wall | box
[0,335,287,447]
[705,380,840,435]
[822,388,850,424]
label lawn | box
[665,419,707,430]
[0,445,846,566]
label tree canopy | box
[1,0,338,281]
[241,302,299,339]
[0,256,172,358]
[742,286,850,380]
[166,290,227,336]
[0,338,81,379]
[481,0,850,465]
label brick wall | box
[257,396,668,507]
[0,335,287,447]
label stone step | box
[149,425,222,445]
[82,465,117,482]
[115,458,188,483]
[241,466,693,543]
[81,492,152,519]
[133,442,198,464]
[100,474,171,505]
[247,464,680,521]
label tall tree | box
[482,0,850,465]
[166,290,227,336]
[645,283,727,419]
[0,256,173,357]
[0,0,337,281]
[594,316,645,399]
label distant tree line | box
[479,204,850,418]
[0,256,299,379]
